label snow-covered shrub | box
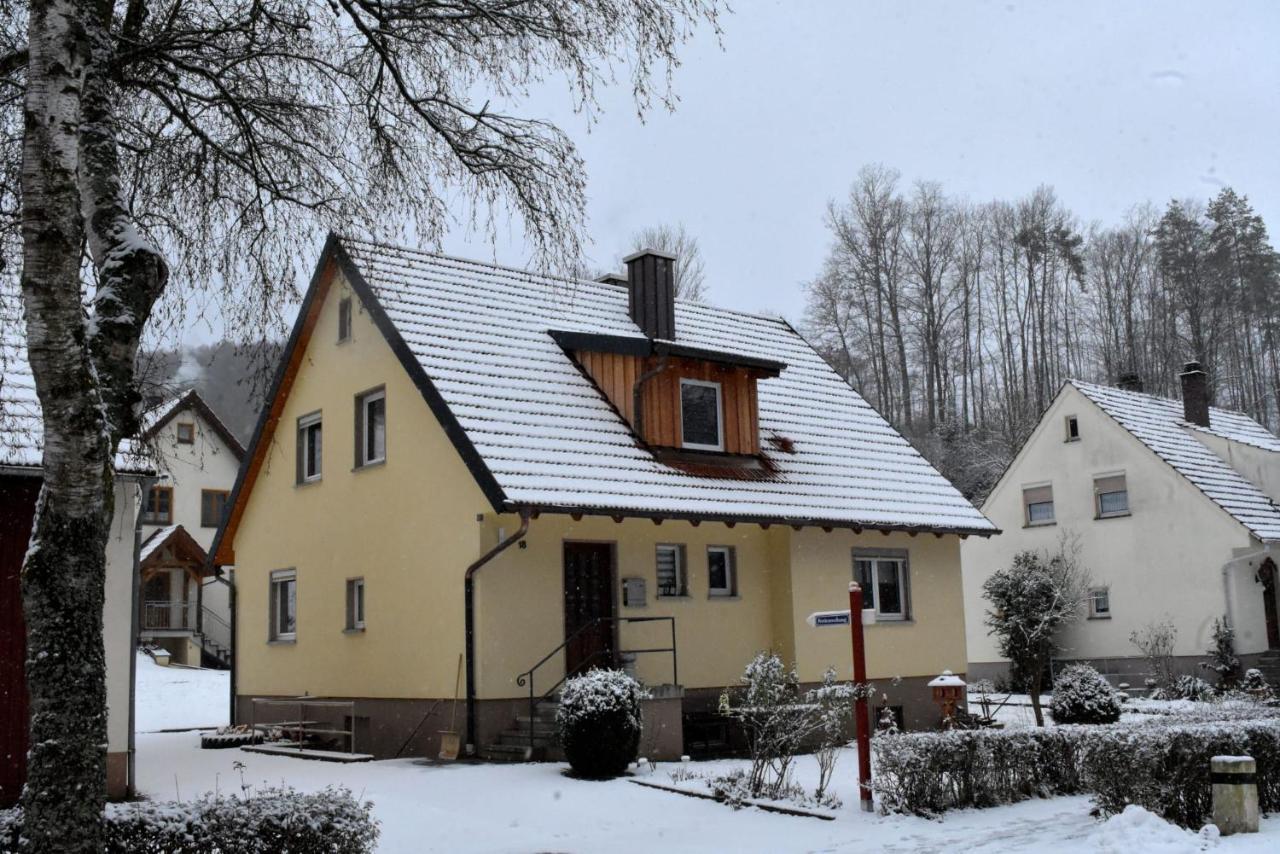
[0,786,378,853]
[806,667,855,802]
[1158,674,1215,702]
[556,669,646,779]
[1200,617,1241,690]
[1049,665,1121,725]
[1242,668,1274,699]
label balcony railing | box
[142,599,198,631]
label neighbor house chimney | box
[1179,361,1210,427]
[1117,372,1144,393]
[595,272,629,287]
[622,249,677,340]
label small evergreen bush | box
[0,786,378,853]
[1049,664,1121,725]
[1200,617,1241,690]
[557,669,646,779]
[1242,668,1274,699]
[1161,674,1215,702]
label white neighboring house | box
[136,389,244,667]
[962,363,1280,687]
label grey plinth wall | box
[1211,755,1259,835]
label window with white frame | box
[270,569,297,641]
[1022,483,1055,525]
[346,577,365,630]
[1088,586,1111,618]
[356,388,386,467]
[854,551,909,620]
[680,378,723,451]
[1065,415,1080,442]
[707,546,736,597]
[1094,473,1129,518]
[297,412,322,483]
[655,544,687,597]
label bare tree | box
[2,1,723,848]
[630,222,708,300]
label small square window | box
[346,578,365,630]
[143,485,173,525]
[855,552,909,620]
[200,489,230,528]
[1065,416,1079,442]
[176,422,195,444]
[297,412,322,483]
[1088,587,1111,619]
[356,389,386,467]
[338,296,353,343]
[1022,484,1055,526]
[707,546,736,597]
[680,379,723,451]
[270,570,297,641]
[1095,473,1129,518]
[656,544,687,597]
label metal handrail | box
[514,616,677,753]
[141,599,197,630]
[201,605,231,631]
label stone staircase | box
[198,633,231,669]
[480,699,560,762]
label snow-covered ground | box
[133,657,1279,853]
[134,651,229,732]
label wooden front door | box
[563,542,616,677]
[1261,558,1280,650]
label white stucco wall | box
[105,477,142,756]
[961,384,1265,669]
[142,403,241,551]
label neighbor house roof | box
[1071,380,1280,543]
[141,388,245,459]
[1,284,152,475]
[227,236,993,544]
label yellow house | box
[213,236,996,760]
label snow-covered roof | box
[1,283,152,475]
[139,525,181,563]
[1071,380,1280,543]
[336,238,995,534]
[140,388,245,459]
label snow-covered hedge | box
[557,669,647,779]
[0,786,378,853]
[1049,665,1121,725]
[874,717,1280,827]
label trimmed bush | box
[1049,665,1121,725]
[0,786,378,853]
[873,714,1280,828]
[557,669,646,779]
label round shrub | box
[1050,664,1122,725]
[557,669,646,779]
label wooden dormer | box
[553,332,784,457]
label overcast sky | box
[195,1,1280,341]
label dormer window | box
[680,379,723,451]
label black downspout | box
[212,569,236,726]
[632,353,669,442]
[464,508,531,754]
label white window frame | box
[357,388,387,467]
[1022,482,1055,526]
[270,569,297,642]
[298,412,323,483]
[1088,586,1111,619]
[854,551,910,621]
[346,577,366,631]
[1094,472,1129,518]
[655,544,687,598]
[679,378,724,452]
[707,545,736,597]
[1064,415,1080,442]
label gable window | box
[1088,586,1111,619]
[655,544,687,598]
[355,388,386,467]
[297,412,323,483]
[270,569,297,641]
[855,551,909,620]
[1094,473,1129,518]
[1022,483,1055,526]
[707,546,736,597]
[345,578,366,631]
[176,421,195,444]
[338,296,353,343]
[143,485,173,525]
[1064,415,1079,442]
[680,378,723,451]
[200,489,230,528]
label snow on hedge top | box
[340,238,995,534]
[1,282,150,473]
[1072,380,1280,542]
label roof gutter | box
[464,508,531,753]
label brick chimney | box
[1179,361,1210,427]
[1117,372,1144,393]
[623,249,677,340]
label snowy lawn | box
[132,657,1280,852]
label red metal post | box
[849,581,873,812]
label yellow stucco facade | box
[232,267,971,723]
